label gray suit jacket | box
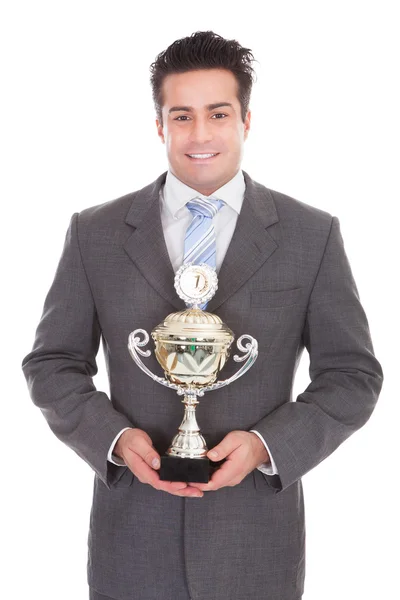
[22,170,383,600]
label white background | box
[1,1,398,598]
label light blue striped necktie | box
[183,195,225,310]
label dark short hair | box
[149,30,258,127]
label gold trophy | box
[127,263,258,483]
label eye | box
[173,113,228,121]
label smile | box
[186,153,220,161]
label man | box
[22,31,383,600]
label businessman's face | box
[156,68,251,196]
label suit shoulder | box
[76,173,162,225]
[75,190,138,230]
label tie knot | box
[186,196,225,218]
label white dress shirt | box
[107,168,279,476]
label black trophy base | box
[159,455,227,483]
[160,455,210,483]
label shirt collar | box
[162,168,246,220]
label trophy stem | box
[166,391,208,458]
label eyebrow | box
[168,102,233,114]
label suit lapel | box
[207,171,279,311]
[123,170,279,312]
[123,171,183,310]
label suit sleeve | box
[251,216,384,493]
[21,212,135,490]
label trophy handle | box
[128,330,258,398]
[127,329,183,393]
[197,335,258,396]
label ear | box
[156,118,165,144]
[244,110,251,140]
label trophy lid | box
[152,308,234,341]
[152,263,234,342]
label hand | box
[188,430,270,493]
[114,428,204,498]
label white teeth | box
[188,153,217,159]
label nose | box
[189,117,213,145]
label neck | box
[170,168,240,197]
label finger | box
[155,473,205,495]
[124,450,179,489]
[209,457,243,488]
[153,478,203,497]
[156,479,189,493]
[190,455,242,491]
[148,463,199,493]
[157,480,191,492]
[127,454,203,496]
[169,487,204,498]
[125,435,161,471]
[207,431,241,462]
[124,450,161,484]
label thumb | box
[207,433,239,461]
[144,444,161,470]
[131,432,161,470]
[150,454,161,470]
[143,447,160,470]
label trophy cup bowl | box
[127,263,258,483]
[152,308,233,387]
